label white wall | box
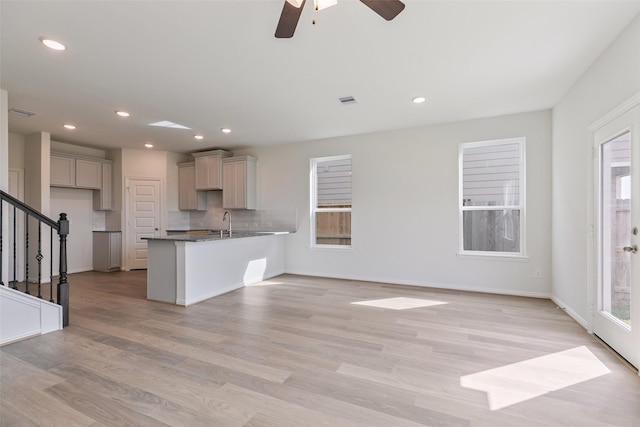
[8,132,24,169]
[552,15,640,325]
[1,90,9,285]
[50,187,96,274]
[236,109,552,297]
[51,140,108,159]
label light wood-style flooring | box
[1,271,639,426]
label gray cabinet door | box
[51,155,76,187]
[93,232,121,272]
[76,159,101,189]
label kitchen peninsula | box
[144,232,287,306]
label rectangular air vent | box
[8,107,36,117]
[338,96,357,105]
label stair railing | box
[0,189,70,326]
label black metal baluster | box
[12,205,17,289]
[1,191,70,326]
[49,228,54,303]
[36,222,43,298]
[24,212,29,295]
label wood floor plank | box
[0,382,96,427]
[215,382,430,427]
[44,381,170,427]
[65,351,255,426]
[2,271,639,426]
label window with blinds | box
[459,138,525,256]
[311,155,352,247]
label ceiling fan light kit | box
[276,0,405,38]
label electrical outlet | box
[534,269,542,279]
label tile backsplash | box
[92,210,122,231]
[105,210,122,231]
[168,191,297,232]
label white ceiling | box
[2,0,640,153]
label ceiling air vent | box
[338,96,357,105]
[8,107,36,118]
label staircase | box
[0,189,69,345]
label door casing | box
[124,177,162,270]
[588,93,640,370]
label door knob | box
[623,245,638,254]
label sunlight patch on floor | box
[351,297,449,310]
[460,346,611,410]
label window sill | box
[310,245,353,252]
[457,252,529,262]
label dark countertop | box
[144,231,289,243]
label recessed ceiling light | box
[40,37,66,51]
[412,96,427,104]
[220,128,231,134]
[63,124,76,130]
[116,110,130,117]
[144,143,154,148]
[194,135,204,140]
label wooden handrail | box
[0,190,59,230]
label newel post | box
[57,213,69,327]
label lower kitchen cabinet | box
[93,231,121,272]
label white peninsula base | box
[146,234,285,306]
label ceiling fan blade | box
[359,0,405,21]
[275,0,306,38]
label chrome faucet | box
[223,211,231,235]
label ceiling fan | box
[275,0,406,38]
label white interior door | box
[593,104,640,369]
[126,179,160,270]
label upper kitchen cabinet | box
[93,162,113,211]
[192,149,232,190]
[50,154,76,187]
[50,152,113,210]
[222,156,257,210]
[178,162,207,211]
[75,158,101,189]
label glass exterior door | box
[593,105,639,369]
[600,132,631,326]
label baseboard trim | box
[550,295,589,330]
[0,330,40,346]
[283,270,551,299]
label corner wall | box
[237,109,552,297]
[1,90,9,284]
[552,14,640,325]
